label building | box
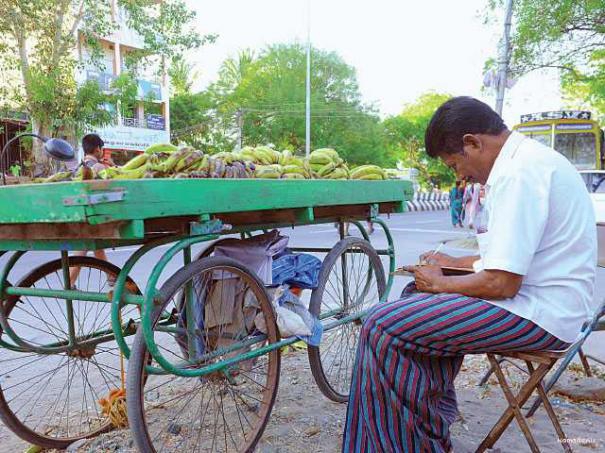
[76,0,170,163]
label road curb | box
[406,192,450,212]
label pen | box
[430,241,445,258]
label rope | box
[98,282,129,429]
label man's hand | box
[419,251,455,266]
[402,265,444,293]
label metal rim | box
[308,237,386,402]
[0,257,140,449]
[127,256,281,453]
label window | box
[554,133,597,169]
[527,133,551,147]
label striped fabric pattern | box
[342,292,570,453]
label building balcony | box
[82,70,165,102]
[121,115,166,130]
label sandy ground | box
[3,348,597,453]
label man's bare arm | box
[409,265,523,300]
[419,251,480,269]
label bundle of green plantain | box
[234,146,311,179]
[349,164,388,180]
[37,143,388,183]
[308,148,350,179]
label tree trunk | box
[31,117,52,177]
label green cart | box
[0,178,412,452]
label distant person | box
[9,162,21,178]
[449,180,464,227]
[463,182,481,229]
[69,134,115,287]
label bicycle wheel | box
[0,256,140,449]
[127,256,280,453]
[308,237,386,402]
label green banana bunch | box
[326,168,349,179]
[350,165,386,180]
[110,166,148,180]
[122,153,150,170]
[255,164,283,179]
[281,173,305,180]
[43,171,73,183]
[144,143,178,155]
[160,147,195,173]
[175,150,204,173]
[317,162,337,177]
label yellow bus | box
[513,111,604,170]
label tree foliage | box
[0,0,210,163]
[383,92,455,188]
[493,0,605,119]
[172,44,392,165]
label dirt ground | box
[5,348,597,453]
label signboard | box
[520,111,592,123]
[95,125,170,152]
[146,114,166,130]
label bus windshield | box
[526,134,551,147]
[554,133,596,169]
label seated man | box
[342,97,598,453]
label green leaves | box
[172,43,392,166]
[492,0,605,118]
[2,0,209,163]
[383,92,455,188]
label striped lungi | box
[342,292,571,453]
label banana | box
[111,166,147,180]
[283,164,306,175]
[288,156,305,167]
[281,173,305,179]
[357,173,384,180]
[313,148,339,160]
[279,149,293,165]
[43,171,72,183]
[350,165,386,179]
[122,153,149,170]
[144,143,178,155]
[309,153,333,165]
[175,150,204,173]
[317,162,337,177]
[98,167,122,180]
[326,168,348,179]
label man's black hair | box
[82,134,104,155]
[425,96,507,158]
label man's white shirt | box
[473,131,597,344]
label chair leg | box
[526,361,573,453]
[526,340,584,417]
[578,348,592,377]
[477,355,505,386]
[476,355,545,453]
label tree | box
[491,0,605,119]
[192,43,391,165]
[0,0,213,168]
[169,55,200,96]
[383,92,455,188]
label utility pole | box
[495,0,514,116]
[305,0,311,157]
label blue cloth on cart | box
[272,253,322,289]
